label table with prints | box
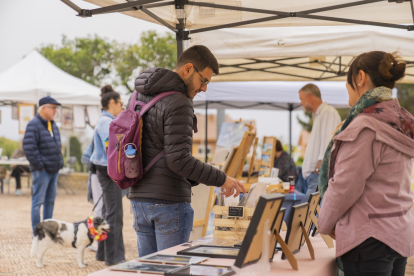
[88,234,336,276]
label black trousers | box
[11,166,29,190]
[95,166,125,265]
[343,248,407,276]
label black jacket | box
[23,114,63,173]
[128,68,227,202]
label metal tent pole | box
[288,103,293,156]
[205,102,208,163]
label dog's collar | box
[87,216,108,242]
[71,220,93,249]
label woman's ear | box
[358,70,367,86]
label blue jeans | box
[130,200,194,257]
[31,170,59,233]
[305,172,319,201]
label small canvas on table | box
[166,264,235,276]
[109,262,180,274]
[138,253,209,265]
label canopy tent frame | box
[61,0,414,59]
[60,0,412,158]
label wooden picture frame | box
[259,136,277,177]
[282,202,310,260]
[234,193,285,268]
[301,192,320,246]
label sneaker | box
[15,189,22,196]
[87,245,97,252]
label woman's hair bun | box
[101,84,114,96]
[378,52,406,82]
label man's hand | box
[220,176,247,198]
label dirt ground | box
[1,185,414,275]
[0,186,137,276]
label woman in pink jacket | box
[318,51,414,276]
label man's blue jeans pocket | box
[148,204,179,234]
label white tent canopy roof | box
[193,80,397,110]
[81,0,413,30]
[188,25,414,82]
[0,51,101,106]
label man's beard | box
[184,73,200,99]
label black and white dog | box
[30,217,110,268]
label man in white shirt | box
[299,84,341,200]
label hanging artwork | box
[73,106,86,129]
[12,105,18,120]
[54,106,62,123]
[18,103,35,134]
[61,107,73,130]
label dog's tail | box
[30,224,44,257]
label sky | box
[0,0,307,150]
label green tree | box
[0,137,19,158]
[396,83,414,115]
[66,136,83,172]
[39,35,114,87]
[297,112,313,132]
[38,31,177,93]
[113,31,177,93]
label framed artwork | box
[138,253,208,265]
[61,107,73,130]
[18,103,35,134]
[109,262,180,274]
[73,105,86,129]
[301,192,320,246]
[165,264,235,276]
[282,202,309,260]
[177,245,240,259]
[216,122,248,151]
[54,106,61,123]
[234,193,285,268]
[259,136,277,177]
[12,105,18,120]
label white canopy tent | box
[188,25,414,82]
[62,0,414,58]
[193,80,397,110]
[0,51,101,106]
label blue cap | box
[39,96,61,107]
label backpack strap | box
[139,91,182,116]
[128,90,138,111]
[140,91,182,174]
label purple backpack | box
[107,90,181,190]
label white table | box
[0,159,31,194]
[88,234,336,276]
[0,159,30,166]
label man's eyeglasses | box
[193,66,210,87]
[44,105,58,110]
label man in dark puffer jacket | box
[23,96,63,234]
[129,45,246,256]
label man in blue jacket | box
[23,96,64,234]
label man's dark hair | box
[276,139,283,152]
[176,45,219,75]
